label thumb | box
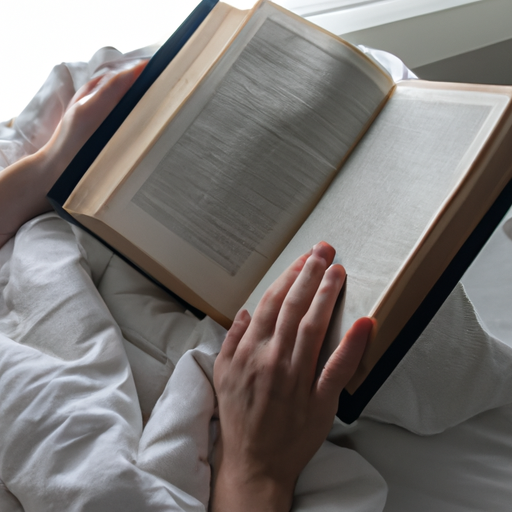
[315,317,373,402]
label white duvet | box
[0,213,386,511]
[1,45,512,511]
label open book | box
[48,0,512,421]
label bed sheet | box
[344,403,512,512]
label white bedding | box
[346,207,512,512]
[0,45,511,511]
[0,213,386,512]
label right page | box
[245,81,512,390]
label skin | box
[0,61,373,510]
[212,242,372,511]
[0,61,147,249]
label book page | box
[245,85,509,360]
[131,18,388,276]
[100,3,392,319]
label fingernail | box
[312,241,333,263]
[234,308,251,323]
[328,263,346,286]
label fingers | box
[292,263,346,374]
[75,61,147,113]
[44,61,148,171]
[248,249,312,341]
[240,242,337,360]
[68,74,105,107]
[274,242,335,354]
[220,309,251,361]
[229,241,368,403]
[70,60,147,110]
[315,317,373,401]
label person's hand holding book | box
[0,61,147,249]
[212,242,373,511]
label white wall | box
[309,0,512,70]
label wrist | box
[36,129,68,185]
[211,466,295,512]
[0,149,57,248]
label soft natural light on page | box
[0,0,199,121]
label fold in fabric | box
[0,214,212,511]
[362,282,512,435]
[0,212,387,512]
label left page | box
[65,0,393,323]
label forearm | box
[0,148,57,248]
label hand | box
[211,242,373,511]
[41,60,148,176]
[0,61,147,248]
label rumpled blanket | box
[0,213,386,511]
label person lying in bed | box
[0,62,373,511]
